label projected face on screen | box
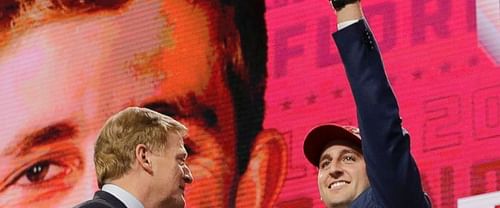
[0,0,286,207]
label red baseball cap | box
[303,123,362,167]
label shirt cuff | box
[337,19,362,30]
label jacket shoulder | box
[73,198,114,208]
[73,191,124,208]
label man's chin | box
[322,193,353,208]
[176,196,187,208]
[324,199,351,208]
[163,196,186,208]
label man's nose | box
[328,163,344,178]
[182,165,193,184]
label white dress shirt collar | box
[102,184,145,208]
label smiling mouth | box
[328,181,350,189]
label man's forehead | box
[320,143,362,157]
[166,132,184,145]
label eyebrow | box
[338,149,360,157]
[3,122,77,157]
[319,154,332,164]
[142,96,218,128]
[319,149,362,163]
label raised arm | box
[331,1,429,207]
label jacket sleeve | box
[333,20,429,208]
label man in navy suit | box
[75,107,193,208]
[303,1,431,207]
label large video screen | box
[0,0,498,207]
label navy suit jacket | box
[333,20,431,208]
[73,191,127,208]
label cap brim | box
[303,123,361,167]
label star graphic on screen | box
[306,94,317,105]
[281,100,293,111]
[412,69,423,80]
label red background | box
[264,0,500,207]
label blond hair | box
[94,107,187,188]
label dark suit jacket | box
[333,20,431,208]
[73,191,127,208]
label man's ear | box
[236,129,288,208]
[136,144,153,174]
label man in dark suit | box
[303,1,431,207]
[75,107,193,208]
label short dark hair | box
[223,0,268,176]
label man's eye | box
[0,146,83,205]
[320,160,330,169]
[343,155,356,162]
[16,160,65,185]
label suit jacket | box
[333,20,431,208]
[73,191,127,208]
